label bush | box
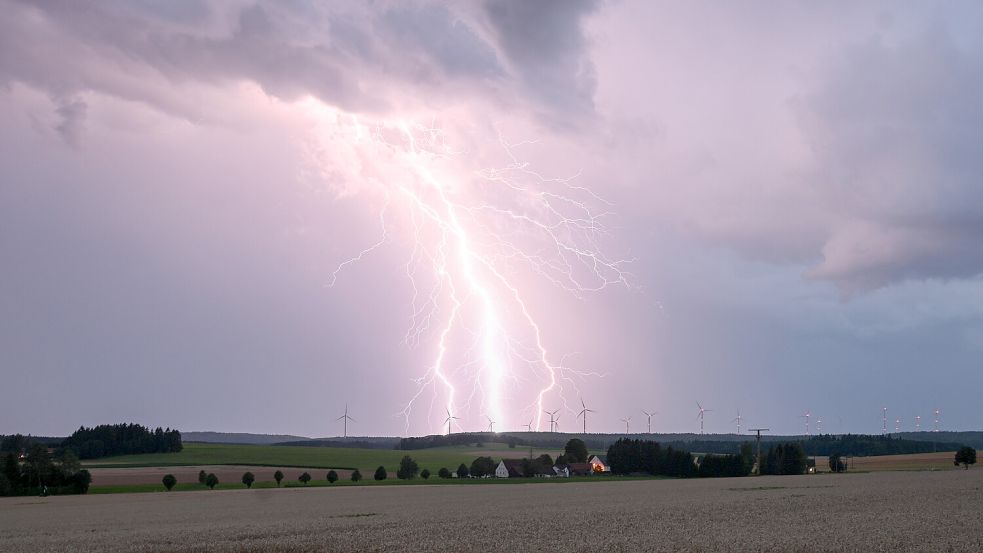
[456,463,469,478]
[242,472,255,488]
[299,472,311,485]
[829,454,847,473]
[162,474,177,491]
[274,470,284,487]
[198,470,207,485]
[351,469,362,482]
[437,467,450,479]
[420,468,431,479]
[374,466,387,481]
[397,456,419,480]
[327,470,338,484]
[205,473,219,490]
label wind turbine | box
[800,410,811,436]
[933,408,942,432]
[486,415,496,433]
[553,413,561,432]
[882,406,888,435]
[895,418,901,433]
[620,415,632,434]
[642,410,658,434]
[732,409,743,434]
[577,397,596,434]
[816,417,823,434]
[915,415,921,432]
[336,404,355,438]
[524,420,533,432]
[696,402,713,435]
[443,407,459,436]
[544,409,559,433]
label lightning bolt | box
[305,99,631,435]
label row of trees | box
[606,438,701,477]
[0,445,91,496]
[61,424,182,459]
[758,442,808,475]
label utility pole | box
[749,428,770,475]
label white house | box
[589,455,611,473]
[496,459,525,478]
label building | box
[589,455,610,473]
[566,462,593,476]
[495,459,525,478]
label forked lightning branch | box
[308,101,631,435]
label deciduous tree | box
[564,439,589,463]
[205,473,219,489]
[351,469,362,482]
[955,447,977,470]
[162,474,177,491]
[274,470,284,487]
[327,470,338,483]
[299,472,311,485]
[242,472,255,488]
[374,466,387,481]
[420,468,431,479]
[397,456,419,480]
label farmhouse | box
[565,462,593,476]
[495,459,525,478]
[589,455,611,473]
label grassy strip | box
[88,475,662,495]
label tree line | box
[61,423,182,459]
[1,445,91,496]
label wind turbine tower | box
[933,408,942,432]
[732,409,743,434]
[620,416,632,434]
[800,410,811,436]
[578,398,596,434]
[696,402,713,435]
[443,407,460,436]
[524,420,533,432]
[336,404,355,439]
[545,409,559,433]
[894,418,901,433]
[642,410,658,434]
[915,415,921,432]
[816,417,823,434]
[487,416,496,433]
[882,406,888,435]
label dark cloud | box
[801,29,983,292]
[484,0,599,121]
[0,1,598,138]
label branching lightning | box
[304,100,631,435]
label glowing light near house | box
[301,99,630,434]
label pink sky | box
[1,1,982,437]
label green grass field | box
[83,442,560,475]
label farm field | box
[3,468,982,552]
[813,451,958,472]
[82,442,563,486]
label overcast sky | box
[2,0,982,438]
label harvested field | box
[3,469,983,552]
[87,465,352,487]
[814,451,958,472]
